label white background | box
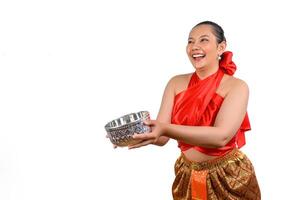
[1,0,300,199]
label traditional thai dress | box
[171,52,261,200]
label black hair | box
[193,21,226,44]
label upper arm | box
[153,76,179,145]
[213,79,249,144]
[156,76,177,123]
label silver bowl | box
[105,111,151,147]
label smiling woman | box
[119,21,261,199]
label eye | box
[188,40,193,44]
[200,38,209,42]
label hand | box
[128,119,165,149]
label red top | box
[171,51,251,156]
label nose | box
[192,42,201,50]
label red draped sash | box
[171,51,251,156]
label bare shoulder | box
[232,77,249,91]
[168,73,193,95]
[223,75,249,98]
[169,73,192,83]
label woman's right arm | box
[152,76,177,146]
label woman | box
[129,21,261,200]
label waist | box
[180,148,244,170]
[178,139,236,158]
[182,148,232,162]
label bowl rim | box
[105,110,150,130]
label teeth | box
[192,54,205,58]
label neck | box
[195,63,219,80]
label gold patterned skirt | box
[172,148,261,200]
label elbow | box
[217,138,229,148]
[211,126,236,148]
[215,133,232,148]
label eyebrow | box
[188,34,210,40]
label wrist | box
[161,122,170,137]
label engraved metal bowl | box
[105,111,151,147]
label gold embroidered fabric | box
[172,149,261,200]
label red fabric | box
[219,51,236,75]
[171,51,251,156]
[191,169,208,200]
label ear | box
[217,41,227,55]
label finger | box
[128,140,154,149]
[143,119,154,125]
[143,120,151,125]
[113,144,117,149]
[153,137,159,144]
[132,133,152,140]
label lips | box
[192,53,205,61]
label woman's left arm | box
[129,80,249,149]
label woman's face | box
[186,25,226,70]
